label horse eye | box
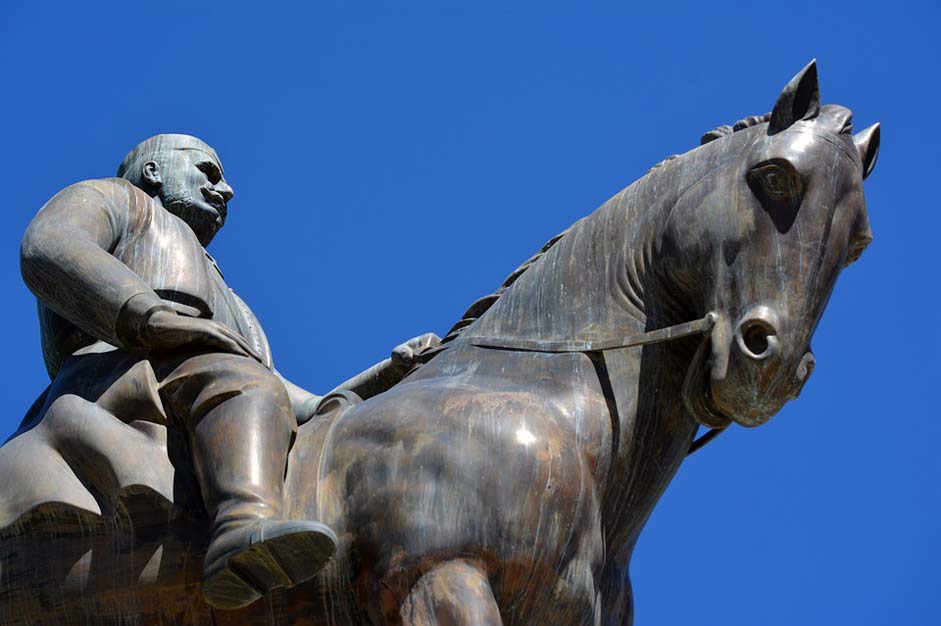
[747,159,804,233]
[764,171,787,195]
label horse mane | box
[700,112,771,145]
[438,226,571,346]
[700,105,854,145]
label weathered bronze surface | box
[0,61,878,625]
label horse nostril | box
[738,317,778,359]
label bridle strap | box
[688,423,728,455]
[464,312,726,456]
[466,313,717,353]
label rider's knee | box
[162,353,291,425]
[223,356,289,405]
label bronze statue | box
[0,61,879,625]
[6,133,437,611]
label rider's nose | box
[735,308,780,361]
[216,179,234,202]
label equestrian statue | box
[0,60,879,625]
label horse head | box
[665,60,879,428]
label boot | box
[190,392,337,610]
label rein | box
[466,313,718,353]
[463,312,727,456]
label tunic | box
[20,177,272,378]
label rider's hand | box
[391,332,441,369]
[139,309,264,363]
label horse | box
[0,60,879,625]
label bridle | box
[458,312,728,456]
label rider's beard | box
[162,189,224,246]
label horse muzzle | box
[684,309,815,428]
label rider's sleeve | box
[20,178,168,349]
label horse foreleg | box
[396,559,502,626]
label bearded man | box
[19,134,436,609]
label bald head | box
[118,134,221,189]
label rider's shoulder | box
[79,177,152,199]
[49,178,155,218]
[57,176,128,192]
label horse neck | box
[468,161,698,347]
[465,145,739,553]
[466,122,761,346]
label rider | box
[20,134,435,609]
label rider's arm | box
[328,332,440,399]
[20,179,168,349]
[274,357,408,426]
[327,357,409,400]
[274,371,322,425]
[274,334,440,425]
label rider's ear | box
[142,161,163,188]
[768,59,821,135]
[854,123,880,179]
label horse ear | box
[854,123,880,179]
[768,59,821,135]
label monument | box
[0,60,879,625]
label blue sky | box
[1,1,938,624]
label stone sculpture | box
[0,60,879,625]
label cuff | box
[115,292,174,350]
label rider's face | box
[158,148,234,246]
